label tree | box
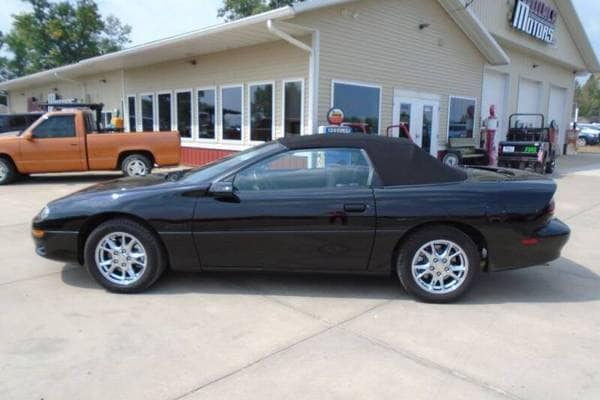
[218,0,305,22]
[576,75,600,119]
[0,0,131,79]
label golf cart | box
[498,114,556,174]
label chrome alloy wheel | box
[411,240,469,294]
[0,162,7,182]
[126,159,148,176]
[95,232,147,285]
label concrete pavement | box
[1,159,599,400]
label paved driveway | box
[1,159,599,400]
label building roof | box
[0,0,597,91]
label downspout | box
[53,72,87,102]
[267,19,318,134]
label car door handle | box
[344,203,367,213]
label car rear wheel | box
[442,152,460,167]
[396,225,480,303]
[122,154,152,177]
[84,219,167,293]
[0,157,17,185]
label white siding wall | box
[293,0,486,146]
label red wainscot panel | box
[181,147,236,166]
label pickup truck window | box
[32,115,76,139]
[84,112,96,133]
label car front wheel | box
[84,219,167,293]
[0,157,17,185]
[396,225,480,303]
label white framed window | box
[220,84,243,143]
[197,87,217,141]
[0,90,8,113]
[331,80,382,134]
[282,79,304,137]
[248,81,274,143]
[157,91,173,132]
[126,94,136,132]
[448,96,477,139]
[101,111,113,130]
[175,89,193,140]
[139,92,155,132]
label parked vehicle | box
[497,114,556,174]
[32,134,569,303]
[441,137,488,167]
[0,106,181,185]
[0,112,43,134]
[576,125,600,146]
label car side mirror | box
[208,181,236,198]
[22,131,33,140]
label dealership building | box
[0,0,598,164]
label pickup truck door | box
[19,114,86,173]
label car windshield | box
[180,142,285,184]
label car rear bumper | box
[490,218,570,272]
[32,229,80,264]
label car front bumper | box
[32,229,80,264]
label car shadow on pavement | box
[60,257,600,304]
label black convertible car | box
[32,134,570,302]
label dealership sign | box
[511,0,557,44]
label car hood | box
[72,174,172,196]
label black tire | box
[121,154,153,177]
[84,219,167,293]
[0,157,17,185]
[545,161,555,174]
[442,152,461,167]
[396,225,480,303]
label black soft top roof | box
[278,134,467,186]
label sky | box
[0,0,599,60]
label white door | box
[517,78,543,127]
[392,94,440,157]
[548,86,567,155]
[482,70,508,145]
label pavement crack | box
[0,266,77,287]
[564,200,600,221]
[171,300,393,400]
[342,328,525,400]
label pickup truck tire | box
[0,157,17,185]
[84,219,167,293]
[121,154,153,177]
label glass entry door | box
[392,94,439,157]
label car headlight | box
[37,206,50,221]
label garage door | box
[548,86,567,155]
[482,70,508,144]
[517,78,542,127]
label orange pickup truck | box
[0,109,180,185]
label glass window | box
[84,112,96,133]
[234,148,373,191]
[448,97,476,138]
[158,93,172,131]
[32,115,76,138]
[127,96,136,132]
[141,94,154,131]
[250,83,273,142]
[222,86,242,141]
[198,89,216,139]
[332,82,380,134]
[400,103,411,133]
[422,105,433,153]
[0,91,8,111]
[176,91,192,138]
[284,81,303,136]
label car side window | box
[32,115,76,139]
[234,148,374,191]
